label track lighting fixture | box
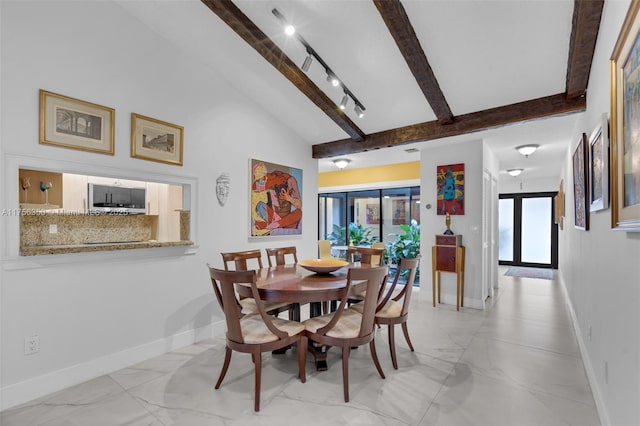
[272,8,366,119]
[301,54,313,72]
[339,94,349,110]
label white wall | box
[499,175,558,194]
[558,1,640,425]
[0,2,318,409]
[420,140,485,309]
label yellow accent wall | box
[318,161,420,187]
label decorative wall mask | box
[216,172,230,206]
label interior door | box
[498,192,558,268]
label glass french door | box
[498,192,558,268]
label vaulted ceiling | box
[118,0,604,178]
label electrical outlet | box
[49,224,57,234]
[24,335,40,355]
[588,325,592,341]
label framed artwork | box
[554,179,565,230]
[250,159,302,237]
[39,89,115,155]
[131,113,183,166]
[610,0,640,231]
[436,163,464,215]
[588,113,610,212]
[572,133,589,231]
[392,200,406,225]
[366,204,380,224]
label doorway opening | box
[498,192,558,269]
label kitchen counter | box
[20,240,194,256]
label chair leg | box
[401,322,415,352]
[369,339,385,379]
[215,347,232,389]
[342,346,350,402]
[388,324,398,370]
[254,351,262,412]
[298,336,307,383]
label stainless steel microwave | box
[88,183,146,214]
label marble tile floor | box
[1,268,601,425]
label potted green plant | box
[385,220,420,283]
[327,222,379,246]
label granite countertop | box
[20,240,194,256]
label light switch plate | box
[49,224,57,234]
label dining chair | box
[370,242,385,266]
[351,257,420,369]
[265,246,298,267]
[220,250,293,318]
[221,249,264,271]
[346,246,384,266]
[346,246,385,305]
[207,266,307,411]
[318,239,332,258]
[302,266,388,402]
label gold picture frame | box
[610,0,640,231]
[131,113,184,166]
[39,89,115,155]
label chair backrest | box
[370,242,385,265]
[265,246,298,267]
[208,266,287,344]
[350,266,388,337]
[346,246,384,266]
[378,257,420,316]
[316,266,388,338]
[318,240,332,258]
[221,250,263,271]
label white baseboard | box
[0,320,226,411]
[558,271,610,426]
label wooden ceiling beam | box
[565,0,604,98]
[312,93,586,158]
[373,0,453,124]
[201,0,365,141]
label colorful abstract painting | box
[436,163,465,215]
[250,159,302,237]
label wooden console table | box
[431,234,465,311]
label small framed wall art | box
[436,163,464,215]
[131,113,183,166]
[588,113,609,212]
[39,89,115,155]
[572,133,589,231]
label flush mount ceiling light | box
[516,144,539,157]
[333,158,351,169]
[507,169,524,177]
[272,8,366,119]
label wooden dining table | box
[234,263,370,371]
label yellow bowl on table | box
[298,258,349,274]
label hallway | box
[1,268,599,425]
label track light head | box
[301,55,313,72]
[326,72,340,87]
[339,94,349,110]
[354,105,364,118]
[284,24,295,36]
